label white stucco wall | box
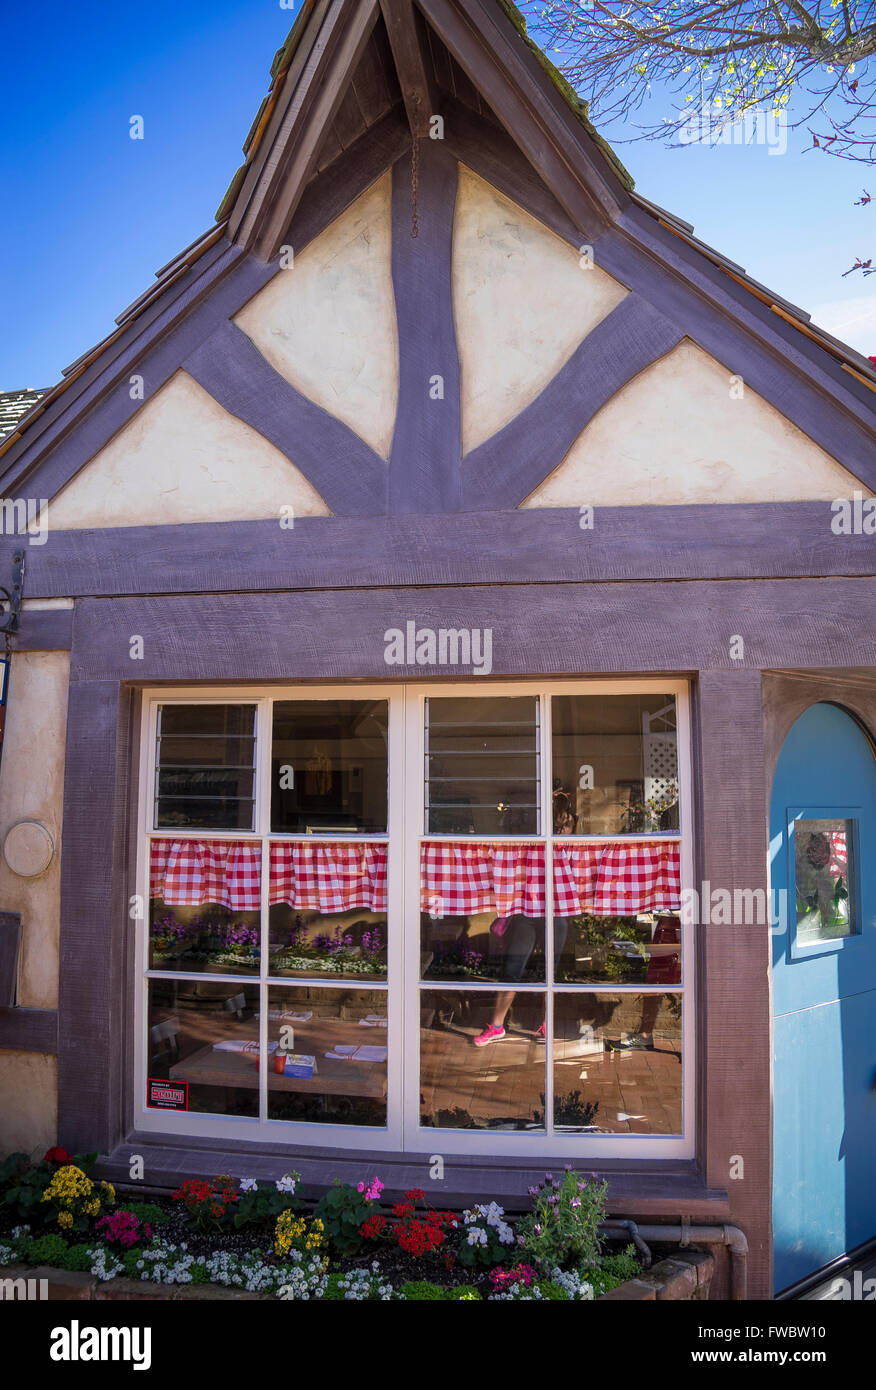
[0,651,70,1010]
[235,172,399,460]
[46,372,330,528]
[453,165,628,455]
[522,339,872,507]
[0,1053,58,1158]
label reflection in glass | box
[425,696,540,834]
[551,694,678,836]
[793,818,855,944]
[155,705,256,830]
[556,913,682,985]
[268,906,387,980]
[150,901,260,975]
[553,993,682,1134]
[147,980,259,1117]
[421,911,547,983]
[271,700,388,833]
[266,985,387,1126]
[419,990,546,1130]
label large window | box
[138,683,693,1156]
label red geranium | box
[43,1146,72,1165]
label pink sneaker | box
[473,1023,505,1047]
[535,1022,546,1041]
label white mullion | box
[542,690,555,1141]
[256,698,272,1126]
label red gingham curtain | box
[419,840,681,917]
[269,842,387,913]
[554,841,681,915]
[420,843,546,917]
[828,830,848,878]
[150,840,260,910]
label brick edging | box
[600,1249,715,1300]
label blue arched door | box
[770,702,876,1292]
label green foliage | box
[518,1171,607,1273]
[535,1280,569,1300]
[589,1244,640,1296]
[313,1182,373,1257]
[233,1180,303,1231]
[1,1150,98,1224]
[22,1233,70,1266]
[398,1280,446,1300]
[62,1244,95,1273]
[125,1202,168,1228]
[446,1285,482,1300]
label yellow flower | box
[100,1182,116,1203]
[58,1212,73,1229]
[86,1199,100,1216]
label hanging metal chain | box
[410,93,421,240]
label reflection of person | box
[474,802,576,1047]
[614,914,680,1051]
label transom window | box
[138,682,693,1157]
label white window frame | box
[134,679,694,1159]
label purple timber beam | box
[2,504,874,598]
[0,1007,58,1054]
[389,141,462,512]
[461,294,683,509]
[13,608,73,651]
[69,579,876,682]
[379,0,438,136]
[696,669,771,1298]
[57,681,134,1153]
[184,322,388,515]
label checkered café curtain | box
[151,840,389,912]
[269,842,388,913]
[420,840,681,918]
[150,840,261,910]
[828,830,848,879]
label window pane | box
[555,912,681,985]
[419,990,546,1130]
[266,985,387,1127]
[553,993,682,1134]
[269,906,386,981]
[147,980,259,1118]
[793,818,855,944]
[150,902,260,975]
[155,705,256,830]
[425,696,540,835]
[551,694,678,836]
[271,700,388,833]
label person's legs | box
[473,917,536,1045]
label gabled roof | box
[0,0,873,485]
[0,388,47,440]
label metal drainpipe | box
[599,1219,653,1268]
[607,1221,749,1300]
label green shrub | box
[446,1285,482,1300]
[62,1245,95,1272]
[518,1171,607,1272]
[125,1202,168,1227]
[313,1182,374,1257]
[23,1233,69,1267]
[589,1244,640,1296]
[399,1280,446,1300]
[536,1280,569,1300]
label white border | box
[134,680,694,1159]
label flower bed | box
[0,1149,649,1301]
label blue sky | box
[1,0,873,389]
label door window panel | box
[148,980,259,1118]
[793,818,856,944]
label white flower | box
[275,1174,297,1193]
[239,1177,258,1192]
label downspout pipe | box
[600,1221,749,1300]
